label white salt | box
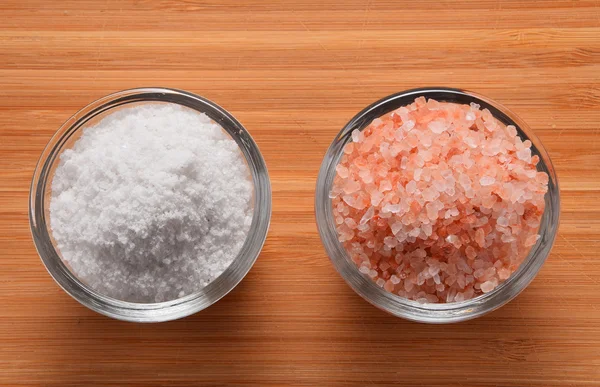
[50,103,254,303]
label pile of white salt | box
[50,103,253,303]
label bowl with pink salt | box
[316,87,559,323]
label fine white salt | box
[50,103,254,303]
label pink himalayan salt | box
[331,98,548,303]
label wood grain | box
[1,1,599,386]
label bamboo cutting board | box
[1,1,599,386]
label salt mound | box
[331,97,548,303]
[50,104,254,303]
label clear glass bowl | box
[315,87,560,323]
[29,87,272,322]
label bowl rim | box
[29,87,272,322]
[315,86,560,323]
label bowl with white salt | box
[315,87,559,323]
[30,88,271,322]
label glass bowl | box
[315,87,560,323]
[29,87,272,322]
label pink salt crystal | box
[384,236,398,248]
[497,216,509,227]
[463,287,475,299]
[406,133,420,148]
[336,164,349,178]
[427,98,441,110]
[536,172,549,185]
[517,147,532,163]
[473,268,485,279]
[380,180,392,192]
[415,96,427,107]
[464,136,477,148]
[479,176,495,186]
[501,234,516,243]
[358,169,374,184]
[456,274,466,289]
[351,129,362,143]
[482,267,496,281]
[432,179,446,192]
[401,120,415,131]
[382,203,401,214]
[375,163,389,177]
[525,169,537,179]
[372,118,384,127]
[425,202,439,220]
[428,120,448,134]
[360,136,376,153]
[446,288,458,302]
[429,266,441,278]
[415,154,425,168]
[343,142,354,154]
[525,234,539,247]
[498,267,511,280]
[418,132,433,148]
[342,179,361,194]
[360,206,375,225]
[342,195,355,207]
[454,292,465,302]
[370,190,384,206]
[481,108,493,122]
[484,120,498,132]
[506,125,517,137]
[457,259,472,274]
[400,156,409,169]
[481,195,496,209]
[422,223,433,237]
[384,280,395,292]
[414,168,423,181]
[390,222,403,236]
[389,142,402,157]
[475,228,485,247]
[421,168,432,182]
[344,218,357,229]
[480,281,495,293]
[458,173,471,189]
[446,234,461,249]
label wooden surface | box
[1,1,599,386]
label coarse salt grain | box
[50,103,253,303]
[331,98,548,303]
